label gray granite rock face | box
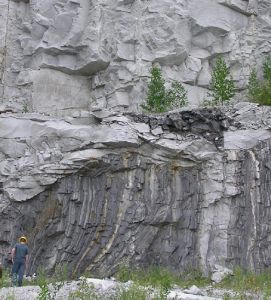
[1,104,271,277]
[0,0,271,114]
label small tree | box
[263,55,271,82]
[166,81,188,109]
[247,68,261,101]
[208,56,235,105]
[142,66,188,113]
[247,56,271,106]
[142,66,167,113]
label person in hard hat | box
[11,236,29,287]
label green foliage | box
[34,267,47,287]
[115,266,213,299]
[114,284,150,300]
[114,283,166,300]
[166,81,188,109]
[5,263,271,300]
[263,55,271,82]
[142,66,166,113]
[142,66,188,113]
[22,101,29,113]
[116,265,180,292]
[68,278,99,300]
[68,279,166,300]
[0,268,10,288]
[37,264,68,300]
[218,267,271,299]
[37,280,50,300]
[180,269,212,288]
[201,98,216,107]
[207,56,235,105]
[247,56,271,106]
[36,267,52,300]
[52,263,69,283]
[247,68,261,101]
[261,85,271,105]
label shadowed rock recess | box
[1,103,271,277]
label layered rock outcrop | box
[1,0,271,279]
[1,103,271,277]
[0,0,271,114]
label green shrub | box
[166,81,188,109]
[37,280,50,300]
[207,56,235,106]
[247,68,261,101]
[52,263,69,283]
[263,55,271,82]
[142,66,188,113]
[142,66,167,113]
[67,278,166,300]
[115,265,179,292]
[36,267,52,300]
[116,284,168,300]
[217,267,271,297]
[36,264,68,300]
[114,284,159,300]
[180,269,211,288]
[22,101,29,113]
[0,268,11,288]
[247,56,271,106]
[251,81,271,106]
[68,278,99,300]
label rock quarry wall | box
[1,103,271,276]
[0,0,271,114]
[1,0,271,277]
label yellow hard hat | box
[19,236,27,243]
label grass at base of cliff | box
[114,284,167,300]
[115,265,271,299]
[115,265,211,290]
[116,265,176,291]
[217,267,271,299]
[68,280,167,300]
[4,263,271,299]
[0,269,11,288]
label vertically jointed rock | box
[1,106,271,276]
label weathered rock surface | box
[1,103,271,278]
[0,277,263,299]
[0,278,225,300]
[0,0,270,114]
